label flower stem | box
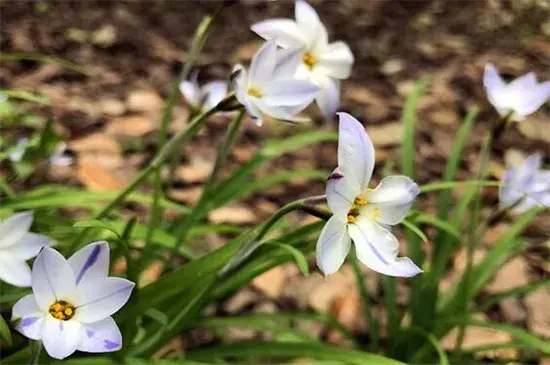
[454,113,510,350]
[28,340,41,365]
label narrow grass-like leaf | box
[266,242,309,276]
[409,212,461,242]
[0,89,51,105]
[437,107,478,220]
[74,220,121,238]
[0,53,89,75]
[186,341,404,364]
[478,279,550,311]
[401,220,428,243]
[444,319,550,355]
[0,314,12,345]
[400,76,430,179]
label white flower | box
[9,137,29,163]
[50,142,74,167]
[251,0,354,119]
[499,153,550,214]
[0,212,53,287]
[317,113,422,277]
[233,40,320,126]
[179,71,228,113]
[11,242,135,360]
[483,63,550,121]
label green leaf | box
[74,220,121,238]
[266,242,309,276]
[0,89,51,105]
[186,341,404,365]
[400,76,430,179]
[445,319,550,355]
[401,220,428,243]
[438,108,478,220]
[0,53,89,75]
[0,314,12,345]
[409,212,461,242]
[478,279,550,311]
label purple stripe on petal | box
[86,330,95,338]
[21,317,39,327]
[104,340,120,350]
[76,244,102,284]
[367,241,390,265]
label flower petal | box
[0,211,33,248]
[12,294,45,340]
[74,277,134,323]
[179,80,201,108]
[295,0,323,47]
[514,81,550,117]
[273,47,304,79]
[68,241,110,286]
[483,63,506,92]
[9,233,54,261]
[78,316,122,353]
[251,19,306,48]
[499,153,542,208]
[316,215,351,276]
[336,112,375,191]
[202,81,228,111]
[365,176,420,225]
[0,258,32,287]
[314,75,340,119]
[263,79,320,106]
[41,317,82,360]
[326,167,356,217]
[348,218,422,277]
[232,64,248,105]
[316,41,354,79]
[32,247,76,311]
[250,41,277,87]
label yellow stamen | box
[354,197,368,206]
[347,215,356,224]
[302,52,316,69]
[48,300,75,321]
[371,207,381,220]
[247,87,263,98]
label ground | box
[1,0,549,361]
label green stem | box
[454,113,509,350]
[28,340,41,365]
[350,252,379,351]
[68,102,223,252]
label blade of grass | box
[478,279,550,311]
[186,341,404,365]
[0,53,90,75]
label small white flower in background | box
[50,142,74,167]
[499,153,550,214]
[317,112,422,277]
[179,71,228,113]
[12,242,134,360]
[252,0,354,119]
[0,212,53,287]
[483,63,550,121]
[9,137,29,163]
[0,92,7,103]
[233,40,320,126]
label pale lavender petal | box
[326,167,357,217]
[0,211,33,248]
[41,317,82,360]
[365,176,420,225]
[315,75,340,120]
[336,112,375,191]
[0,257,32,287]
[32,247,76,311]
[483,63,506,91]
[77,317,122,353]
[316,41,354,79]
[12,294,45,340]
[316,215,351,276]
[73,277,134,323]
[251,19,306,48]
[263,79,320,106]
[9,233,54,261]
[202,81,228,111]
[68,241,110,285]
[250,41,277,87]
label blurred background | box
[1,0,549,361]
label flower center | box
[48,300,75,321]
[302,52,317,70]
[247,87,263,98]
[346,190,380,223]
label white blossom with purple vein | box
[11,242,134,360]
[483,63,550,121]
[499,153,550,214]
[316,113,423,277]
[0,212,53,287]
